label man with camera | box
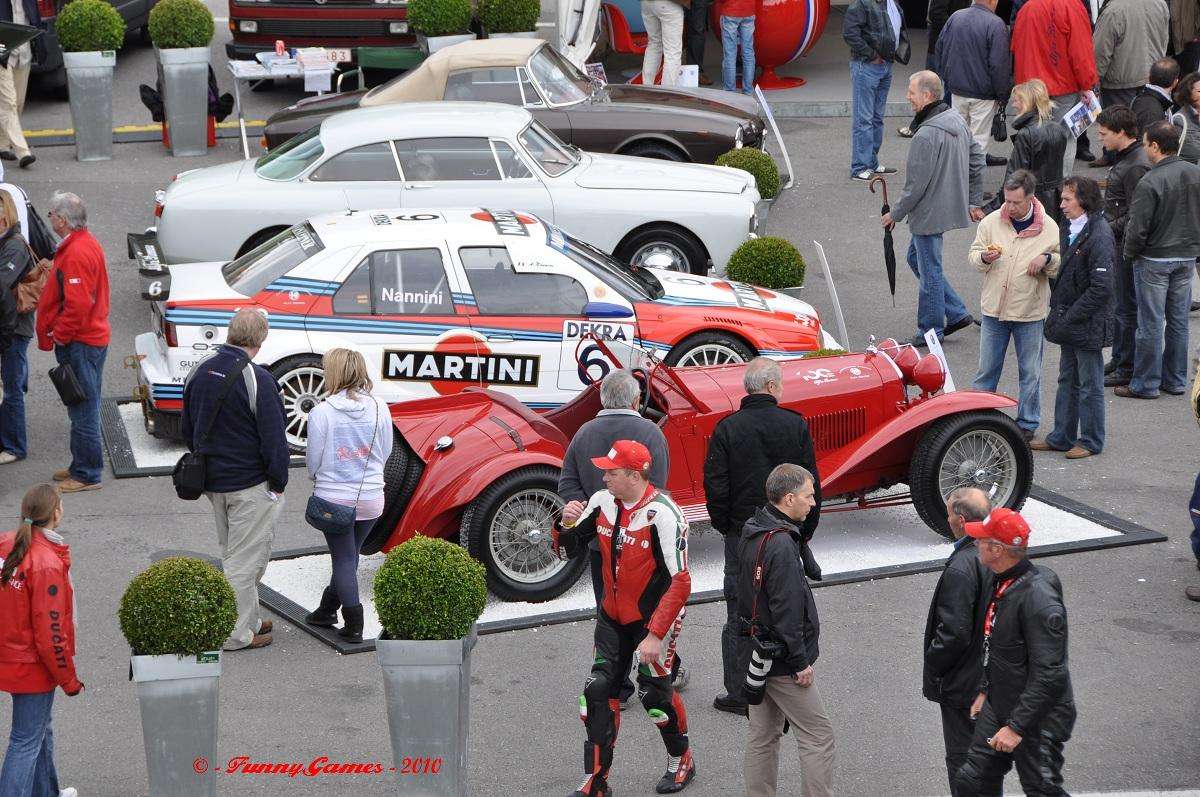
[554,440,696,796]
[738,463,834,797]
[954,508,1076,795]
[923,487,992,795]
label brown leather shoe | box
[1064,446,1095,459]
[257,619,273,634]
[1028,438,1055,451]
[52,468,70,482]
[698,71,713,86]
[235,633,273,650]
[1114,386,1158,399]
[1185,586,1200,602]
[58,478,100,493]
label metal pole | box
[812,241,850,350]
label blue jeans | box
[54,342,107,484]
[850,59,891,174]
[1045,345,1105,454]
[0,691,60,797]
[973,316,1045,432]
[1109,255,1137,376]
[1189,473,1200,563]
[907,234,970,337]
[1130,257,1192,396]
[323,517,377,608]
[720,16,755,94]
[0,335,30,458]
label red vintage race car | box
[360,338,1033,602]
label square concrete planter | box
[156,46,211,157]
[416,32,476,54]
[63,50,116,161]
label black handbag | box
[172,355,252,501]
[305,400,379,535]
[46,271,86,406]
[991,107,1008,142]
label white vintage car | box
[152,103,764,275]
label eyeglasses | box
[46,210,56,218]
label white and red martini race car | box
[131,208,832,452]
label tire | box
[619,140,688,162]
[269,355,325,455]
[908,409,1033,539]
[237,226,289,258]
[615,225,709,275]
[361,428,425,555]
[665,331,756,368]
[462,466,586,602]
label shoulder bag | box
[305,398,379,535]
[10,233,50,315]
[172,355,253,500]
[46,270,86,407]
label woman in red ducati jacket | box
[0,484,82,797]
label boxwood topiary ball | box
[407,0,473,37]
[148,0,214,50]
[725,237,805,290]
[715,147,781,200]
[55,0,126,53]
[374,535,487,641]
[478,0,540,33]
[119,557,237,656]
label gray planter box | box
[156,46,210,157]
[377,626,478,795]
[63,51,115,162]
[131,652,221,797]
[416,32,476,55]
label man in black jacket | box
[1117,120,1200,399]
[739,464,834,797]
[181,308,290,651]
[843,0,910,179]
[924,487,991,796]
[704,357,821,715]
[1095,105,1151,386]
[1129,57,1180,137]
[955,508,1076,796]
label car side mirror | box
[584,301,633,319]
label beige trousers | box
[952,95,996,155]
[745,676,835,797]
[208,482,282,649]
[642,0,685,87]
[0,65,30,158]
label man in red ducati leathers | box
[555,440,696,796]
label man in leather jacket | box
[955,508,1076,796]
[923,487,992,795]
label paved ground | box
[0,115,1198,796]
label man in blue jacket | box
[935,0,1011,166]
[181,308,290,651]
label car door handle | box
[486,335,514,342]
[404,183,432,189]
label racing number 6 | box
[577,343,612,386]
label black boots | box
[305,587,340,627]
[339,604,364,644]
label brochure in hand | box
[1061,93,1102,139]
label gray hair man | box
[956,507,1076,794]
[923,486,992,794]
[181,307,290,651]
[739,464,835,797]
[558,369,682,695]
[883,69,985,348]
[704,356,821,716]
[36,191,110,492]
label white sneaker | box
[851,169,873,181]
[0,452,18,464]
[60,788,79,797]
[874,165,898,174]
[672,664,691,691]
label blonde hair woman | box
[0,485,82,797]
[0,187,35,465]
[987,79,1073,222]
[303,348,393,643]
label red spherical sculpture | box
[754,0,831,90]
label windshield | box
[548,223,663,300]
[527,46,591,105]
[221,223,325,296]
[254,126,324,180]
[518,122,578,177]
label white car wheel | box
[274,360,325,453]
[630,241,690,273]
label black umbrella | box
[869,175,897,307]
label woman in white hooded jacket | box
[303,348,393,643]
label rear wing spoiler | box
[128,230,171,301]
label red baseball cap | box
[964,507,1031,547]
[591,440,652,473]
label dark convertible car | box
[261,38,777,165]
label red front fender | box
[820,390,1018,496]
[383,449,565,551]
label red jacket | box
[1011,0,1098,96]
[36,228,110,351]
[719,0,756,19]
[0,531,82,695]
